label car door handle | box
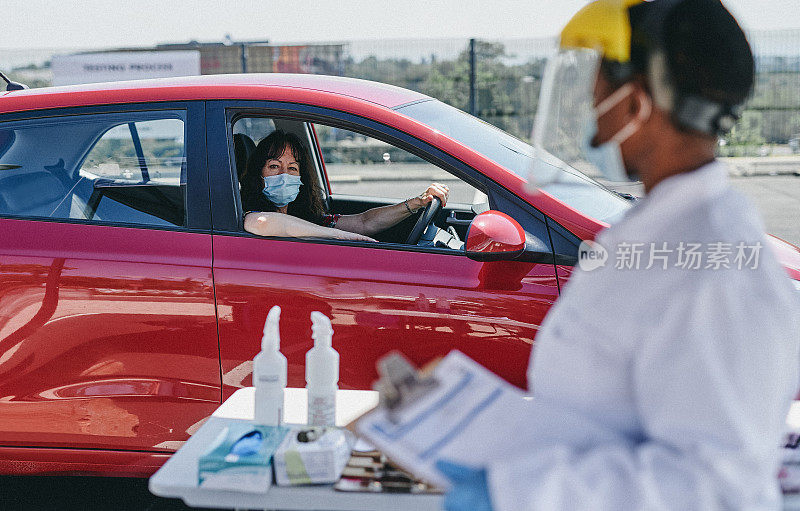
[446,211,473,227]
[446,218,471,226]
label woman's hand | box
[409,182,449,211]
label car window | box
[233,117,276,140]
[226,113,485,250]
[313,124,483,205]
[0,112,187,228]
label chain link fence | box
[2,30,800,154]
[345,32,800,156]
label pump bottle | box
[253,305,288,426]
[306,311,339,426]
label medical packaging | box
[306,311,339,426]
[273,426,352,486]
[254,305,287,425]
[198,422,289,492]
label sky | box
[2,0,800,50]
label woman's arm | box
[244,212,376,242]
[335,183,449,236]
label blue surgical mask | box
[580,83,651,183]
[262,173,302,207]
[580,119,629,183]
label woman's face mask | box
[262,173,302,207]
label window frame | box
[0,101,210,233]
[207,99,553,258]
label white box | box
[273,427,353,486]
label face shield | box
[527,48,606,190]
[528,0,644,190]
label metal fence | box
[344,32,800,156]
[3,30,800,154]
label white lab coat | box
[486,161,800,510]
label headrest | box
[0,171,65,214]
[233,133,256,181]
[0,130,15,158]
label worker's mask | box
[527,48,648,188]
[581,82,652,182]
[262,174,302,208]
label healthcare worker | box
[435,0,800,509]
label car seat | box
[0,170,68,218]
[233,133,256,181]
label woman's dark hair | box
[240,129,325,223]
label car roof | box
[0,73,431,112]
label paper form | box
[354,350,528,488]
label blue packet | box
[198,422,290,492]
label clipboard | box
[353,350,527,488]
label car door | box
[207,101,560,396]
[0,102,220,456]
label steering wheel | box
[406,197,442,244]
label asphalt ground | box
[2,174,797,510]
[730,176,800,247]
[600,176,800,247]
[0,475,202,511]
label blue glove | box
[229,430,263,457]
[435,459,493,511]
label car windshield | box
[396,99,631,224]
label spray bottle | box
[253,305,287,426]
[306,311,339,426]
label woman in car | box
[242,130,449,242]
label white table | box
[151,388,800,510]
[149,387,443,510]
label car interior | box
[0,115,186,228]
[231,116,487,250]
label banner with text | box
[52,51,200,86]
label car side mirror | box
[465,210,553,263]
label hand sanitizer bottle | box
[253,305,287,426]
[306,312,339,426]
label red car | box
[1,74,798,476]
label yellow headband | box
[560,0,645,63]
